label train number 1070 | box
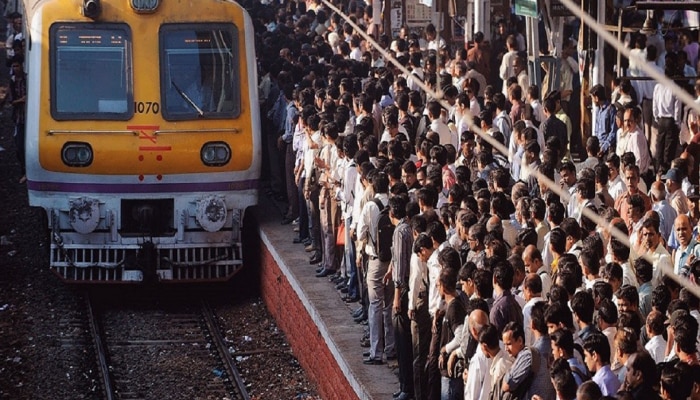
[134,102,160,114]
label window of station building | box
[50,24,133,120]
[159,24,240,121]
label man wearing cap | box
[664,168,689,216]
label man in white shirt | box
[605,153,627,202]
[427,100,456,148]
[492,93,512,149]
[425,23,445,52]
[623,107,651,176]
[499,35,519,96]
[460,310,491,400]
[644,310,667,363]
[406,53,424,93]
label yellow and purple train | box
[23,0,261,282]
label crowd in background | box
[242,0,700,399]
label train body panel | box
[23,0,261,283]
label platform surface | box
[257,196,399,400]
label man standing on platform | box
[388,195,414,400]
[590,84,617,158]
[653,55,683,174]
[357,172,395,365]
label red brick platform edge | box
[258,229,364,400]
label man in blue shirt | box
[591,84,617,157]
[583,332,620,396]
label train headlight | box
[130,0,160,13]
[195,196,227,232]
[201,142,230,166]
[62,142,93,167]
[69,197,100,234]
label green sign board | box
[515,0,538,17]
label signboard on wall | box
[514,0,537,17]
[406,0,433,26]
[391,0,403,37]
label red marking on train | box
[138,155,144,161]
[156,175,162,181]
[138,146,172,151]
[156,155,163,161]
[128,125,160,144]
[138,175,144,181]
[138,131,157,144]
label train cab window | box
[159,24,240,120]
[50,24,133,120]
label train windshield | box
[160,24,240,120]
[50,24,133,120]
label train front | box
[23,0,261,283]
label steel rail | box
[201,301,251,400]
[85,294,115,400]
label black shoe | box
[309,254,322,265]
[363,351,370,357]
[281,217,295,225]
[343,295,359,303]
[363,357,383,365]
[393,391,402,398]
[315,267,324,273]
[331,275,348,289]
[339,287,349,294]
[352,308,363,317]
[395,393,413,400]
[302,238,312,246]
[316,268,336,278]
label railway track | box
[86,294,250,400]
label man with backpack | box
[356,171,395,365]
[495,321,552,400]
[550,328,589,386]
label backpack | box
[399,114,417,145]
[371,198,395,262]
[570,363,590,383]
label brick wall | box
[257,234,360,400]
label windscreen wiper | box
[171,80,204,116]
